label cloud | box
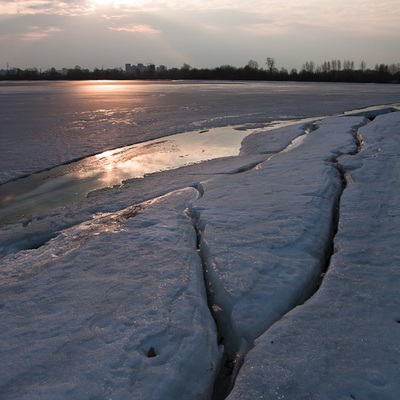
[0,0,93,16]
[0,0,399,36]
[238,22,289,37]
[108,23,161,33]
[0,24,62,41]
[200,23,223,32]
[20,25,62,40]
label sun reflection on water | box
[0,126,251,225]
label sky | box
[0,0,399,71]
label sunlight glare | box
[91,0,138,9]
[91,0,114,9]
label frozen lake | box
[1,80,399,224]
[1,80,400,185]
[0,81,400,400]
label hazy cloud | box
[20,25,62,40]
[238,23,289,37]
[200,23,224,32]
[108,24,161,34]
[1,0,399,35]
[0,24,61,41]
[0,0,93,15]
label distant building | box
[125,63,165,76]
[137,63,146,73]
[125,63,132,73]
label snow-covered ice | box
[196,116,364,354]
[227,111,400,400]
[1,81,400,399]
[0,188,221,400]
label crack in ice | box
[197,115,381,400]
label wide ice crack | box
[185,202,241,400]
[188,115,382,400]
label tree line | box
[1,59,399,83]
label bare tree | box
[302,61,315,73]
[247,60,259,69]
[266,57,276,73]
[321,61,331,73]
[388,63,400,75]
[343,60,355,70]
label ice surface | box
[0,188,221,400]
[194,116,365,358]
[0,123,309,257]
[2,81,400,184]
[226,112,400,400]
[1,81,400,399]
